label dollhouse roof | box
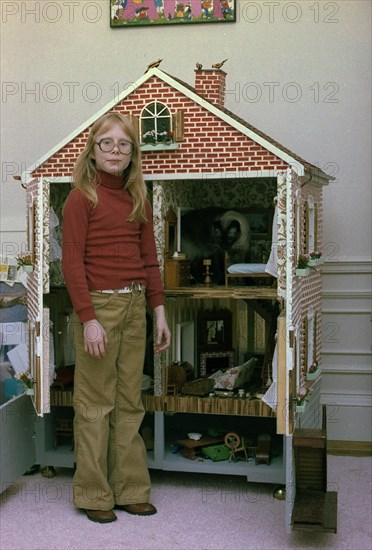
[22,67,332,183]
[166,71,331,180]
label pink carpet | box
[0,455,371,549]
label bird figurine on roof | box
[196,62,203,70]
[145,59,163,73]
[212,59,228,70]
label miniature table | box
[176,435,225,460]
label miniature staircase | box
[292,410,338,533]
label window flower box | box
[16,370,35,394]
[140,142,179,152]
[295,267,311,277]
[307,363,321,381]
[308,258,324,267]
[296,254,310,276]
[141,129,177,151]
[308,251,323,267]
[295,385,312,413]
[16,253,33,272]
[295,401,307,414]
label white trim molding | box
[321,258,372,443]
[322,259,372,274]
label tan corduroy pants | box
[72,289,150,511]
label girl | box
[62,112,170,523]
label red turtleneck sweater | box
[62,170,165,323]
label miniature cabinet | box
[1,66,334,533]
[164,258,190,288]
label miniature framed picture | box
[110,0,236,28]
[197,309,232,351]
[7,265,18,282]
[246,208,273,240]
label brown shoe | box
[115,503,157,516]
[85,509,117,523]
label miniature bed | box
[224,258,274,286]
[224,206,278,287]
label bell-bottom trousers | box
[72,289,150,511]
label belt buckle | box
[128,282,142,292]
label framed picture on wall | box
[110,0,236,28]
[197,309,232,352]
[246,208,273,240]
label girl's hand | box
[153,305,171,353]
[83,319,108,358]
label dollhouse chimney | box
[194,69,226,109]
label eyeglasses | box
[96,138,133,155]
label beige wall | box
[1,1,371,441]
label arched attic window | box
[140,101,172,144]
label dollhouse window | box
[140,101,172,143]
[295,325,301,389]
[295,190,301,259]
[306,307,315,371]
[305,196,315,254]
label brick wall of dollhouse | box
[291,174,324,387]
[31,76,289,179]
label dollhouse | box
[2,65,336,532]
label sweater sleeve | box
[62,189,96,323]
[140,201,165,309]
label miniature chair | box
[255,433,271,465]
[165,361,193,395]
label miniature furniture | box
[176,435,225,460]
[165,361,193,395]
[292,426,337,533]
[224,205,278,286]
[181,378,214,396]
[224,256,273,286]
[164,258,190,288]
[202,258,213,286]
[224,432,248,462]
[255,433,271,465]
[199,350,235,378]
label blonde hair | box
[73,112,147,222]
